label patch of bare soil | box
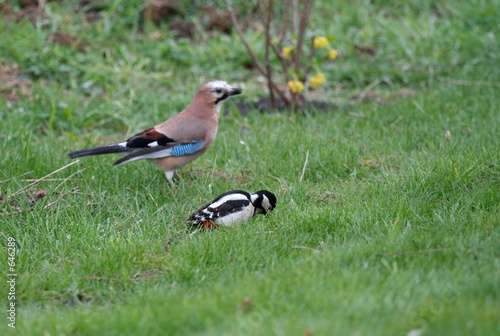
[0,64,32,102]
[0,3,12,15]
[349,88,418,106]
[234,86,418,116]
[15,2,49,25]
[47,32,88,52]
[166,18,196,38]
[142,0,249,37]
[143,0,195,38]
[143,0,179,23]
[350,91,385,105]
[2,0,61,24]
[79,0,106,22]
[233,98,332,116]
[203,3,232,34]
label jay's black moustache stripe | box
[215,93,229,104]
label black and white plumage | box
[186,190,277,229]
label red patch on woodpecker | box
[202,221,219,230]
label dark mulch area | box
[233,98,333,116]
[2,0,237,38]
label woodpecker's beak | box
[229,88,242,96]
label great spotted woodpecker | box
[187,190,277,229]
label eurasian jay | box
[68,81,242,186]
[186,190,277,229]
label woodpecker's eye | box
[214,88,223,95]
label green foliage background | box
[0,0,499,335]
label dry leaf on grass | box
[28,189,47,205]
[0,64,32,101]
[47,32,88,52]
[354,44,376,58]
[239,298,254,312]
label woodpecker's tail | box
[68,144,132,159]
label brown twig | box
[270,43,289,78]
[278,0,290,48]
[54,166,93,191]
[54,190,91,196]
[263,0,276,108]
[293,0,314,75]
[9,160,80,198]
[225,0,290,105]
[299,150,309,182]
[274,83,291,106]
[149,193,158,207]
[272,0,291,87]
[43,200,58,209]
[126,187,144,196]
[288,0,314,111]
[44,187,80,209]
[291,0,298,33]
[225,0,267,76]
[357,77,391,102]
[0,171,33,184]
[4,178,83,183]
[302,35,317,82]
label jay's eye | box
[214,88,222,94]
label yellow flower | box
[287,80,304,94]
[327,49,338,60]
[310,72,327,88]
[313,36,329,49]
[282,47,293,59]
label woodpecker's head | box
[196,81,242,112]
[251,190,277,216]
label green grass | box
[1,0,499,335]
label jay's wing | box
[68,126,205,162]
[125,127,175,148]
[113,123,206,165]
[114,140,204,165]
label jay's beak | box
[229,88,242,96]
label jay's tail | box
[68,144,132,159]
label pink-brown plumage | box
[68,81,242,186]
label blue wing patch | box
[171,141,204,157]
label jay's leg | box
[174,172,184,181]
[164,171,176,188]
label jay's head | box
[197,81,242,110]
[251,190,277,216]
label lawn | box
[1,0,499,335]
